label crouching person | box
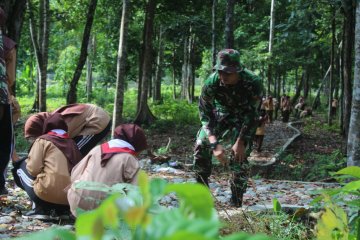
[13,113,82,220]
[67,124,148,217]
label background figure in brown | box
[331,98,338,117]
[264,95,274,123]
[254,110,268,152]
[294,96,305,119]
[300,107,312,118]
[282,96,291,122]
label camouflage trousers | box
[193,125,251,205]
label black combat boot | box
[230,184,243,207]
[196,175,209,187]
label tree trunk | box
[225,0,234,48]
[347,1,360,167]
[153,25,163,103]
[342,0,355,138]
[66,0,97,104]
[211,0,217,66]
[27,0,49,112]
[292,71,304,106]
[312,66,331,110]
[86,35,95,102]
[134,0,156,125]
[172,45,176,99]
[181,36,188,99]
[1,0,26,44]
[267,0,275,95]
[112,0,130,135]
[328,7,336,125]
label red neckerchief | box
[100,142,136,167]
[47,131,70,138]
[101,142,136,155]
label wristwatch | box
[209,141,218,150]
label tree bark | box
[225,0,234,48]
[341,0,355,138]
[211,0,217,66]
[86,35,95,102]
[267,0,275,95]
[292,71,304,106]
[134,0,156,125]
[27,0,49,112]
[172,45,176,99]
[312,66,331,110]
[328,6,336,125]
[347,0,360,167]
[1,0,26,44]
[112,0,130,135]
[153,25,163,103]
[66,0,97,104]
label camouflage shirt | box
[199,69,263,141]
[0,31,8,104]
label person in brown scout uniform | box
[24,103,111,156]
[67,124,148,217]
[13,113,82,220]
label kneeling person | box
[13,113,82,220]
[67,124,148,217]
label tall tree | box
[0,0,26,45]
[211,0,217,66]
[267,0,275,95]
[86,35,95,102]
[341,0,355,138]
[347,0,360,167]
[153,25,163,103]
[66,0,97,104]
[28,0,49,112]
[328,6,336,125]
[134,0,156,125]
[224,0,234,48]
[112,0,130,135]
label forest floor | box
[0,113,345,238]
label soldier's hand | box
[213,144,228,166]
[232,138,246,162]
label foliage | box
[271,150,346,182]
[15,171,271,240]
[221,202,313,240]
[303,117,340,134]
[314,166,360,240]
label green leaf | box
[76,211,104,240]
[15,228,76,240]
[97,194,121,229]
[342,180,360,192]
[335,166,360,179]
[272,198,281,214]
[316,196,349,240]
[165,183,214,219]
[149,178,168,201]
[160,231,215,240]
[138,170,151,206]
[145,209,220,239]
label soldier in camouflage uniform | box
[194,49,263,207]
[0,7,13,195]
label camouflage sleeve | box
[199,78,217,136]
[238,71,263,141]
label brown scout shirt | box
[67,145,140,216]
[26,138,71,205]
